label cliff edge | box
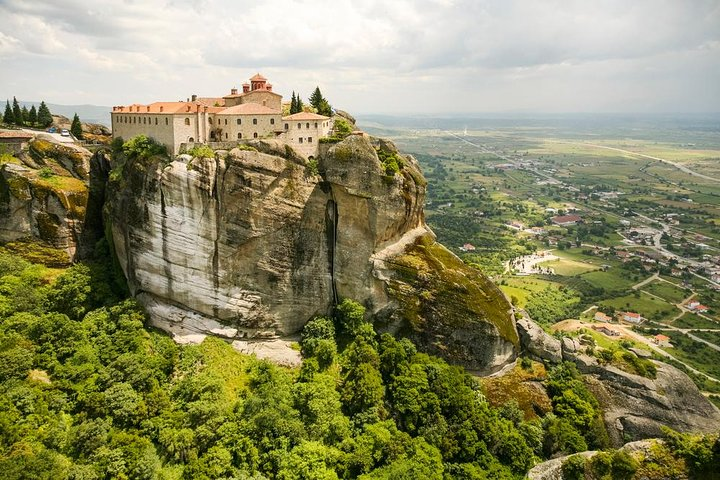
[104,130,518,371]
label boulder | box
[516,317,562,363]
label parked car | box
[60,129,70,137]
[47,127,56,133]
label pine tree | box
[12,97,22,126]
[70,113,83,139]
[317,98,332,117]
[296,95,304,113]
[28,105,37,126]
[21,106,29,124]
[37,101,53,128]
[2,100,13,124]
[309,87,323,110]
[290,91,297,114]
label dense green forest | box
[0,249,718,479]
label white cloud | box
[0,0,717,113]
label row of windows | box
[116,116,169,126]
[208,118,275,126]
[298,137,313,144]
[286,122,320,130]
[210,132,260,140]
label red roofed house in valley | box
[622,311,644,324]
[653,334,671,347]
[551,214,582,226]
[110,74,332,156]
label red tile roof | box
[552,214,582,224]
[282,112,330,121]
[249,73,267,81]
[217,103,279,115]
[0,131,33,139]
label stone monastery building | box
[111,74,332,158]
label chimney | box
[146,106,150,112]
[159,106,164,112]
[231,88,238,95]
[242,83,250,93]
[266,83,272,92]
[186,105,191,112]
[191,94,197,102]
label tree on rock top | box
[12,97,22,126]
[309,87,332,116]
[71,113,83,139]
[28,105,37,126]
[38,101,53,128]
[2,100,13,124]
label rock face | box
[106,133,518,371]
[517,316,720,445]
[0,136,91,261]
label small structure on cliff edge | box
[110,73,332,157]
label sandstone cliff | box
[105,133,518,371]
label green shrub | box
[235,144,258,152]
[561,454,586,480]
[187,145,214,159]
[38,167,54,179]
[122,135,167,160]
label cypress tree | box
[70,113,83,139]
[3,100,13,124]
[37,101,53,128]
[296,95,304,113]
[28,105,37,126]
[12,97,22,126]
[21,106,29,124]
[290,91,297,114]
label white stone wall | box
[112,113,177,153]
[211,114,281,141]
[280,119,333,158]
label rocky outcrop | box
[516,316,720,445]
[0,136,91,260]
[517,317,562,363]
[106,134,518,371]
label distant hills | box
[16,101,111,126]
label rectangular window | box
[297,123,301,129]
[253,118,257,125]
[308,137,312,143]
[285,123,288,129]
[237,119,241,125]
[155,118,158,125]
[299,137,303,143]
[165,118,169,125]
[270,118,275,125]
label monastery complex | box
[110,74,332,157]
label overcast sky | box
[0,0,718,114]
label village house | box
[653,334,672,348]
[685,301,709,313]
[621,311,644,324]
[110,74,332,157]
[551,214,582,226]
[594,311,613,323]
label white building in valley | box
[111,74,332,157]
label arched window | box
[270,118,275,125]
[238,133,242,139]
[189,137,194,142]
[297,123,301,129]
[155,118,158,125]
[224,119,228,125]
[225,133,228,139]
[165,118,169,125]
[253,118,257,125]
[253,132,258,138]
[209,118,213,124]
[306,123,310,129]
[185,118,190,125]
[315,122,318,128]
